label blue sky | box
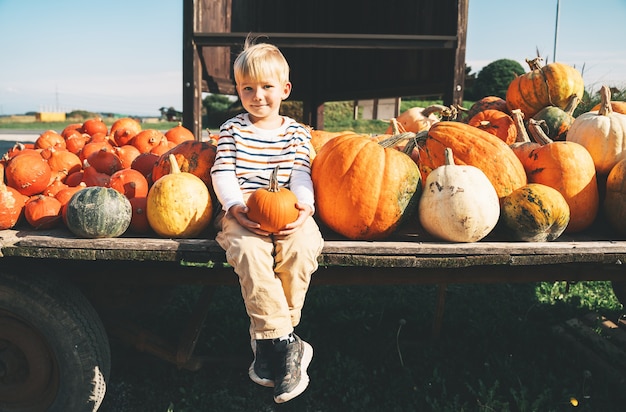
[1,0,625,117]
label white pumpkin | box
[418,148,500,242]
[566,85,626,175]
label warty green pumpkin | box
[65,186,132,238]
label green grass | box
[98,281,625,411]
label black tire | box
[0,267,110,412]
[612,280,626,307]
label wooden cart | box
[1,225,625,411]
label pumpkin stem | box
[443,147,455,166]
[511,109,531,143]
[526,57,544,71]
[390,118,403,135]
[168,154,181,174]
[564,94,580,115]
[268,165,280,192]
[378,131,417,148]
[598,85,613,116]
[527,119,554,145]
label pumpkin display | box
[65,186,132,238]
[311,133,421,240]
[566,85,626,176]
[247,166,299,233]
[4,150,52,196]
[499,183,570,242]
[468,109,517,145]
[506,57,584,118]
[146,154,212,238]
[416,121,527,199]
[418,148,499,242]
[526,119,599,233]
[0,163,27,230]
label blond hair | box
[233,39,290,85]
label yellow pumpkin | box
[566,85,626,176]
[146,154,212,238]
[506,57,584,119]
[418,148,500,242]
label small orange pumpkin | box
[109,169,149,199]
[246,166,299,233]
[0,163,28,230]
[165,123,195,144]
[5,150,52,196]
[24,194,62,229]
[468,109,517,145]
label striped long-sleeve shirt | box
[210,113,315,213]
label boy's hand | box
[228,203,271,236]
[275,203,313,236]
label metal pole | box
[553,0,560,63]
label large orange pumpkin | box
[526,119,599,233]
[506,57,585,118]
[416,121,527,199]
[311,133,421,240]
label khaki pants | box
[215,212,324,340]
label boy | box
[210,39,324,403]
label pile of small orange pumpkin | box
[0,117,218,238]
[309,57,626,242]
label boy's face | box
[237,77,291,123]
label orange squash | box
[5,150,52,196]
[24,194,62,229]
[506,57,585,118]
[311,133,421,240]
[416,121,527,199]
[468,109,517,145]
[526,119,599,232]
[247,166,299,233]
[0,163,27,229]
